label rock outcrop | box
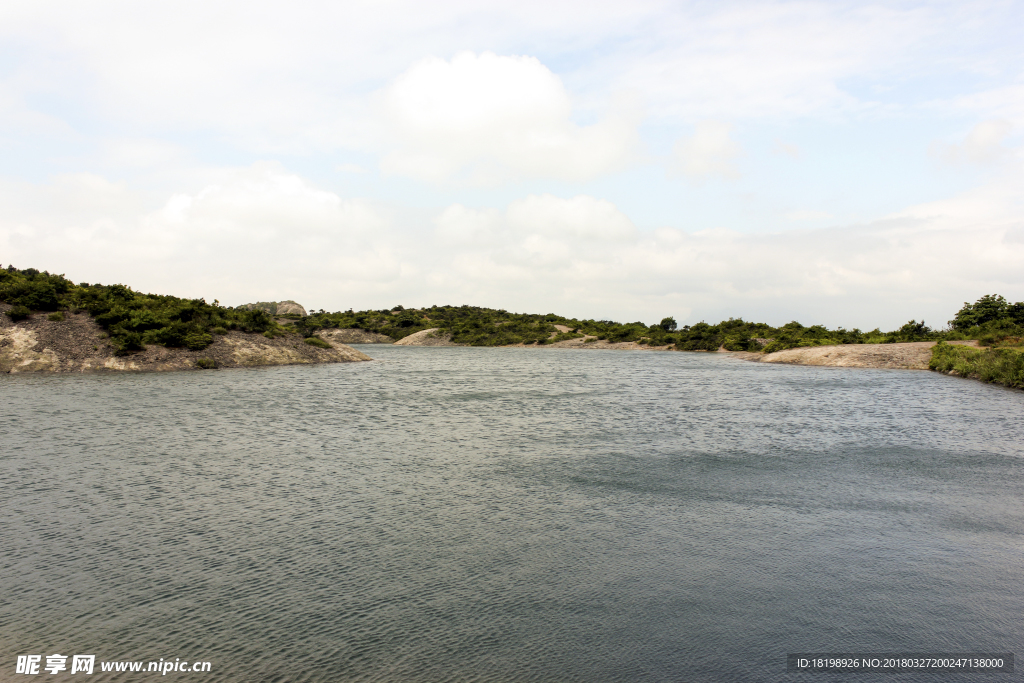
[392,328,462,346]
[239,300,308,316]
[275,300,307,316]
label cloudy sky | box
[2,0,1022,329]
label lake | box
[3,346,1023,682]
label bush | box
[47,311,65,321]
[7,305,31,321]
[112,331,144,355]
[95,308,130,328]
[146,321,211,349]
[304,336,332,349]
[243,308,274,333]
[890,319,934,342]
[183,330,213,350]
[0,273,65,310]
[929,341,1024,389]
[211,326,228,335]
[196,358,218,369]
[722,336,761,352]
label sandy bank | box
[0,307,371,373]
[731,340,979,370]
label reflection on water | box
[2,347,1023,682]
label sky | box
[1,0,1023,330]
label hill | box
[0,267,370,372]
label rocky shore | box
[0,306,371,374]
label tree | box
[659,316,677,332]
[950,294,1009,330]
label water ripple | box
[2,348,1023,682]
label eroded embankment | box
[0,307,371,373]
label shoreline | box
[1,310,987,377]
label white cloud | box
[948,85,1024,128]
[336,163,369,174]
[785,210,833,221]
[433,204,502,246]
[935,119,1015,165]
[773,141,801,158]
[3,164,1024,328]
[0,163,396,304]
[505,195,636,241]
[377,52,639,184]
[672,121,741,180]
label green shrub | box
[196,358,218,369]
[929,341,1024,389]
[243,308,274,333]
[183,330,213,350]
[304,336,332,349]
[47,311,65,321]
[0,272,65,310]
[951,294,1008,329]
[7,305,31,321]
[112,331,144,355]
[95,308,130,328]
[211,326,228,335]
[723,336,761,352]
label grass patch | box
[47,311,65,321]
[196,358,218,369]
[304,336,332,349]
[929,341,1024,390]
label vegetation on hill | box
[0,266,281,354]
[293,305,945,351]
[945,294,1024,345]
[926,295,1024,390]
[4,266,1022,379]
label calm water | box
[2,347,1023,682]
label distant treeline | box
[3,266,1023,358]
[294,294,1024,352]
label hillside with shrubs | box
[0,266,290,355]
[3,266,1022,388]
